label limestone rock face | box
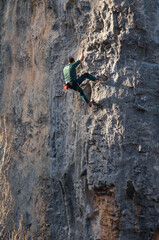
[0,0,159,239]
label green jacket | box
[63,60,81,83]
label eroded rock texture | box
[0,0,159,239]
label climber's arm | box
[72,49,84,68]
[72,60,81,68]
[80,49,84,62]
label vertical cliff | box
[0,0,159,239]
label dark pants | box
[68,73,96,104]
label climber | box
[63,49,98,107]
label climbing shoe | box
[88,101,93,107]
[95,79,99,83]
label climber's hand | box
[80,49,85,62]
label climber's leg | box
[77,85,89,104]
[68,81,90,105]
[77,73,96,85]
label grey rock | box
[0,0,159,240]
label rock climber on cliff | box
[63,49,98,107]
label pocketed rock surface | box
[0,0,159,239]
